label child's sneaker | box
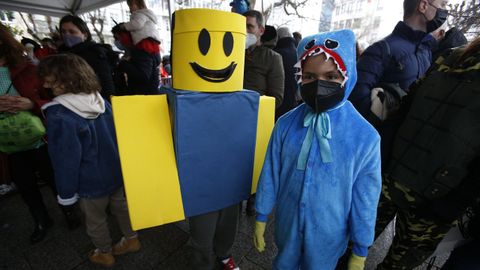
[112,236,141,255]
[220,256,240,270]
[89,249,115,267]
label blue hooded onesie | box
[255,30,382,270]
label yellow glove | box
[253,221,266,252]
[348,254,366,270]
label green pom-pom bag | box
[0,110,46,153]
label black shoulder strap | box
[379,39,392,69]
[4,82,13,95]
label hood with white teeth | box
[295,29,358,102]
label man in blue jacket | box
[350,0,449,115]
[349,0,449,166]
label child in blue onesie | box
[253,29,382,270]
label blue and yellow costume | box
[110,9,274,232]
[255,30,382,269]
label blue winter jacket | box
[349,21,434,117]
[45,101,123,203]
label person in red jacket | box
[0,23,80,243]
[35,38,57,60]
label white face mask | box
[245,33,258,49]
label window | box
[333,21,338,29]
[373,16,381,28]
[353,18,362,28]
[346,19,353,28]
[377,0,383,11]
[162,0,169,11]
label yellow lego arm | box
[251,96,275,194]
[111,95,185,230]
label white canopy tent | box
[0,0,125,18]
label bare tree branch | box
[272,0,309,18]
[45,15,55,33]
[86,9,106,43]
[448,0,480,36]
[19,13,41,41]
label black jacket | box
[387,48,480,221]
[60,42,117,99]
[432,27,468,62]
[116,48,160,95]
[274,37,298,119]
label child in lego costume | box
[253,30,382,270]
[110,8,275,270]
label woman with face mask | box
[58,15,117,101]
[0,23,80,244]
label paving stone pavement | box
[0,187,450,270]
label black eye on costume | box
[304,39,316,50]
[223,32,234,57]
[198,28,211,56]
[324,39,339,49]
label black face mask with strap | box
[426,4,448,33]
[300,79,345,113]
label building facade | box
[330,0,403,48]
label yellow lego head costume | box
[172,9,246,92]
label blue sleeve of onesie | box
[256,214,268,222]
[255,123,283,219]
[352,244,368,257]
[349,139,382,256]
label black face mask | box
[300,79,345,113]
[426,5,448,33]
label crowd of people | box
[0,0,479,269]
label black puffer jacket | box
[274,37,298,119]
[116,48,160,95]
[59,41,117,99]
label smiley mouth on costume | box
[190,62,237,83]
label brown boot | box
[112,236,141,255]
[89,249,115,267]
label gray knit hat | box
[277,27,292,39]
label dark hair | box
[243,10,264,27]
[0,23,26,67]
[111,23,128,35]
[127,0,147,9]
[59,15,92,41]
[292,32,302,40]
[38,54,101,94]
[21,37,40,51]
[403,0,422,19]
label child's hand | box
[347,253,366,270]
[253,221,266,252]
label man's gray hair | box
[243,10,265,27]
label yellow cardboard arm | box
[252,96,275,194]
[111,95,185,230]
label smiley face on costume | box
[189,28,237,83]
[172,9,246,92]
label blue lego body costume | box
[255,30,382,269]
[110,9,275,233]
